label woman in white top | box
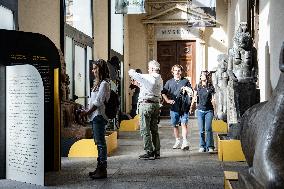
[81,59,110,179]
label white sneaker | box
[173,139,181,149]
[208,148,214,153]
[181,140,189,150]
[198,147,205,152]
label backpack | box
[105,90,119,119]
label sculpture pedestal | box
[218,134,245,162]
[224,171,238,189]
[68,131,118,157]
[119,115,140,131]
[227,80,258,139]
[212,120,228,133]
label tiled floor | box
[0,118,248,189]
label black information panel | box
[0,65,6,179]
[0,30,60,178]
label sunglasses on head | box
[201,70,209,75]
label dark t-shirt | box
[162,78,192,112]
[195,84,215,111]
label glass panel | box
[0,5,14,30]
[65,0,92,36]
[86,47,92,99]
[111,0,123,54]
[74,45,86,106]
[65,36,73,100]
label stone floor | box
[0,118,248,189]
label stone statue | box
[228,22,257,82]
[238,42,284,189]
[59,50,70,101]
[58,49,92,156]
[226,22,259,138]
[215,54,229,121]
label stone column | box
[147,24,155,61]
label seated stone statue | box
[215,54,229,121]
[58,49,92,156]
[239,42,284,188]
[228,22,257,82]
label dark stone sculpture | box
[214,54,229,121]
[228,22,257,82]
[226,22,259,138]
[238,42,284,188]
[58,50,92,156]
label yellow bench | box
[119,115,140,131]
[212,120,228,133]
[224,171,238,189]
[68,131,118,157]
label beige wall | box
[268,1,284,88]
[227,0,247,48]
[204,0,228,71]
[258,0,284,101]
[18,0,60,49]
[127,15,148,72]
[124,16,130,113]
[258,0,272,101]
[93,0,108,60]
[124,14,148,113]
[227,0,284,101]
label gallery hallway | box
[0,118,247,189]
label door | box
[157,40,196,116]
[177,41,196,87]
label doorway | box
[157,40,196,116]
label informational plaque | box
[0,29,61,184]
[6,64,44,186]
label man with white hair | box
[128,60,163,160]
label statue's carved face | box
[233,23,252,50]
[220,62,227,72]
[239,35,251,49]
[217,54,228,71]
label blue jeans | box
[197,110,214,150]
[92,115,108,163]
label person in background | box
[129,69,142,118]
[161,64,193,150]
[190,70,216,153]
[128,60,163,160]
[81,59,110,179]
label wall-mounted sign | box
[156,26,200,40]
[115,0,145,14]
[187,0,216,27]
[0,29,61,186]
[6,65,44,186]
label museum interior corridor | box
[1,0,284,188]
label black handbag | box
[177,91,192,114]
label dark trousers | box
[92,115,108,165]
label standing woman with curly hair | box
[190,71,216,153]
[81,59,110,179]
